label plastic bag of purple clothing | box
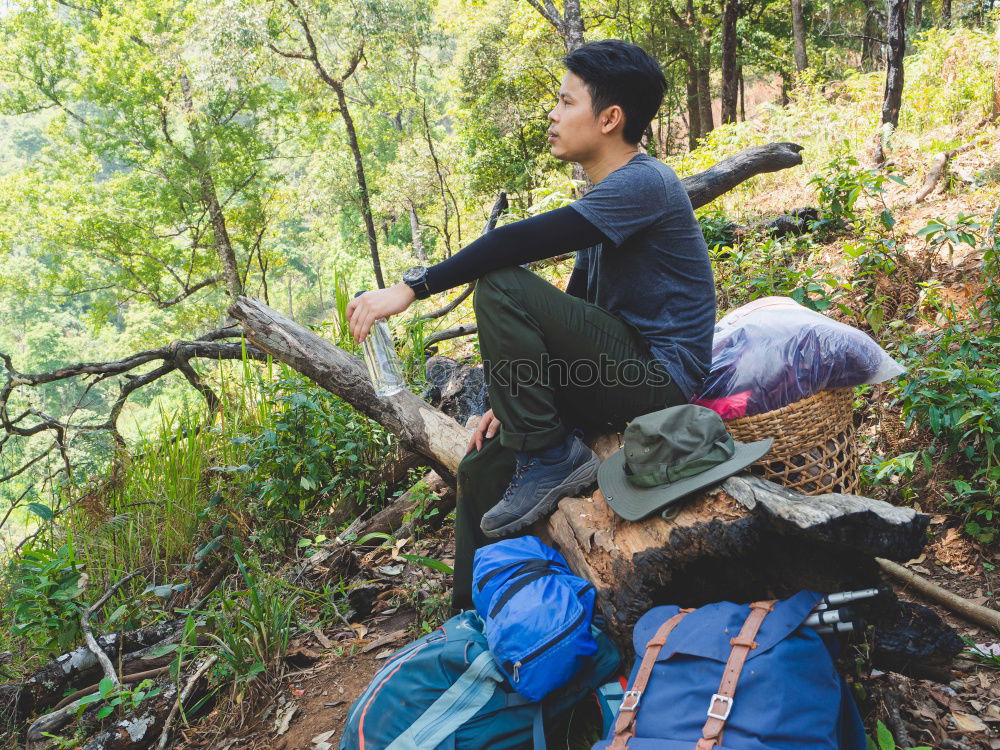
[692,297,905,418]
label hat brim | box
[597,438,774,521]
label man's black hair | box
[564,40,666,145]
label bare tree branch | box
[0,337,268,481]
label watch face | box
[404,266,426,283]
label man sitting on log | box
[346,40,716,611]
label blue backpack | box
[593,592,867,750]
[340,610,619,750]
[473,536,597,702]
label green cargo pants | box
[452,265,687,610]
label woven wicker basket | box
[725,388,860,496]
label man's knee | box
[473,265,529,314]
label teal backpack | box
[339,610,619,750]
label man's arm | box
[346,205,606,344]
[423,205,608,294]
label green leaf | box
[105,604,127,625]
[96,705,114,719]
[98,677,115,697]
[876,720,896,750]
[26,502,54,521]
[398,553,454,574]
[147,642,179,658]
[355,532,393,546]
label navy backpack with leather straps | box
[593,591,867,750]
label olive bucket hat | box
[597,404,773,521]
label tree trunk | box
[179,75,243,298]
[685,59,702,149]
[697,42,714,136]
[720,0,741,125]
[335,83,385,289]
[738,66,746,121]
[913,0,923,30]
[791,0,809,71]
[561,0,586,53]
[861,5,884,70]
[524,0,585,53]
[200,172,243,297]
[875,0,909,163]
[941,0,951,26]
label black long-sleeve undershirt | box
[423,205,609,297]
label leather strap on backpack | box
[608,609,693,750]
[695,600,776,750]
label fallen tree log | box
[0,618,184,731]
[876,556,1000,631]
[682,142,804,209]
[24,656,215,750]
[536,446,960,674]
[911,138,981,204]
[229,297,469,479]
[534,434,928,641]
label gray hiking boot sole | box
[480,451,601,538]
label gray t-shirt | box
[568,153,715,399]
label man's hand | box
[346,282,417,344]
[468,408,501,453]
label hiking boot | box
[480,432,601,538]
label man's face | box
[547,72,604,163]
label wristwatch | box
[402,265,431,300]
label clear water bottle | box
[355,291,406,398]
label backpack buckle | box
[620,690,642,712]
[707,693,733,721]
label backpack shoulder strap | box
[696,600,777,750]
[609,609,693,750]
[386,649,504,750]
[506,692,547,750]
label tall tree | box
[720,0,742,124]
[875,0,910,164]
[662,0,716,146]
[791,0,809,71]
[696,34,715,135]
[270,0,385,288]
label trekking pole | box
[804,607,855,628]
[811,586,889,612]
[813,620,859,635]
